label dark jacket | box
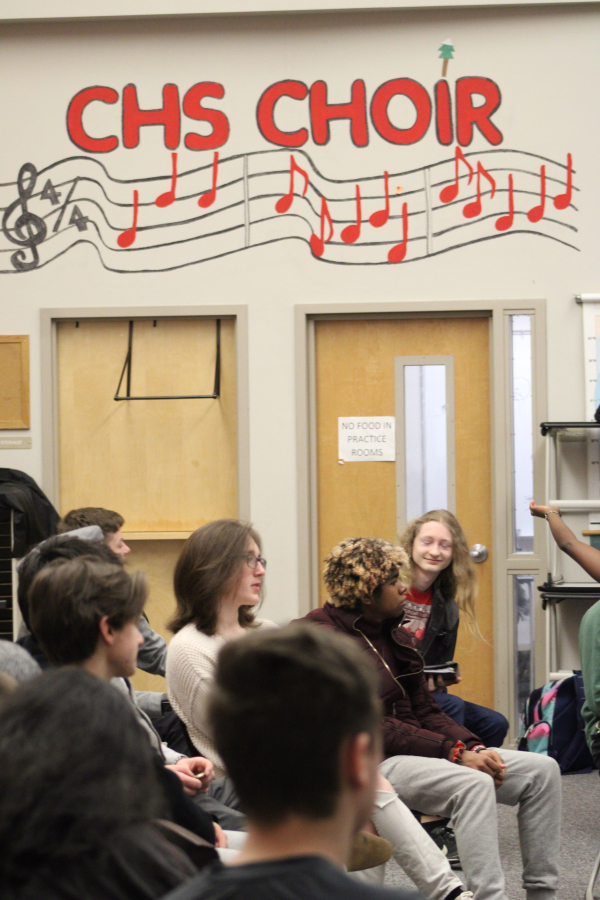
[302,602,481,758]
[418,582,459,668]
[0,469,59,558]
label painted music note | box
[309,196,334,258]
[1,163,47,271]
[117,190,139,248]
[495,174,514,232]
[463,161,496,219]
[440,147,474,204]
[388,203,408,263]
[156,152,178,208]
[553,153,573,210]
[341,185,362,244]
[369,171,390,228]
[198,152,219,209]
[527,165,546,223]
[276,154,309,214]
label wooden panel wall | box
[127,539,185,693]
[0,335,29,429]
[57,317,237,530]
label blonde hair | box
[400,510,478,630]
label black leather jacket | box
[418,582,460,668]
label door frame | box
[295,299,547,735]
[40,305,251,520]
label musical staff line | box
[0,146,578,273]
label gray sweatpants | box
[193,776,246,831]
[380,749,561,900]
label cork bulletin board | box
[0,335,30,429]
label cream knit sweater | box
[166,619,277,778]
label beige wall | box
[0,6,598,622]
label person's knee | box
[488,710,509,744]
[438,693,465,717]
[456,766,498,803]
[376,773,394,792]
[533,753,561,784]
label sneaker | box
[458,894,474,899]
[426,824,461,868]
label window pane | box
[405,365,447,521]
[514,574,535,731]
[510,315,534,553]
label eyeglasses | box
[243,553,267,570]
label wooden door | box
[315,316,493,709]
[56,316,237,691]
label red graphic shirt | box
[399,586,433,645]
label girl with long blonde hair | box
[399,509,508,748]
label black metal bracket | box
[114,319,221,401]
[540,421,600,436]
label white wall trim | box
[1,0,597,24]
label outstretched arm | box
[530,500,600,582]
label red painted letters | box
[370,79,431,145]
[256,81,309,148]
[66,77,503,152]
[310,80,368,147]
[67,86,119,153]
[122,84,180,149]
[455,77,503,146]
[183,83,230,150]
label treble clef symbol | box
[1,163,47,272]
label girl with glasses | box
[166,519,275,778]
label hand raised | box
[530,500,552,518]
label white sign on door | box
[338,417,395,462]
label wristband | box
[450,740,466,763]
[472,745,486,754]
[544,509,562,519]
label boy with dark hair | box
[164,624,421,900]
[27,557,216,814]
[22,517,167,678]
[21,538,245,833]
[58,506,130,558]
[29,557,147,672]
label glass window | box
[510,316,534,553]
[404,364,448,521]
[514,574,535,731]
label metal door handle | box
[469,544,488,563]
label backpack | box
[518,671,594,774]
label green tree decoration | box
[439,39,454,78]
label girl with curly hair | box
[399,510,508,748]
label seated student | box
[27,555,222,846]
[166,519,276,775]
[399,511,508,749]
[0,668,201,900]
[57,506,167,677]
[58,505,131,558]
[167,520,469,900]
[304,537,561,900]
[163,624,421,900]
[22,538,242,832]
